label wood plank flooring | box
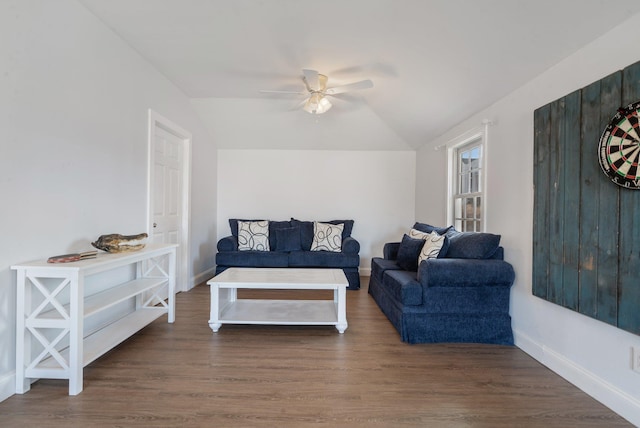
[0,279,630,427]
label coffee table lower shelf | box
[217,299,339,327]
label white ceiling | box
[80,0,640,150]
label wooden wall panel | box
[548,99,565,305]
[618,62,640,334]
[533,60,640,336]
[578,80,601,318]
[596,73,621,326]
[562,90,581,311]
[533,105,551,298]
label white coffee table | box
[207,268,348,333]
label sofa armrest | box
[217,235,238,252]
[383,242,401,260]
[418,258,515,288]
[342,237,360,254]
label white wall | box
[416,17,640,424]
[217,150,416,270]
[0,0,217,402]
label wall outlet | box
[633,346,640,374]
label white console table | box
[12,243,177,395]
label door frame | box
[147,109,192,292]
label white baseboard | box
[0,370,15,403]
[190,266,216,289]
[514,329,640,426]
[359,267,371,276]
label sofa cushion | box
[288,251,359,268]
[291,218,354,250]
[311,222,343,252]
[267,221,293,250]
[275,226,302,252]
[444,232,501,259]
[371,257,402,283]
[238,220,270,251]
[382,270,422,306]
[216,251,289,267]
[413,222,453,236]
[396,234,425,271]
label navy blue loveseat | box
[368,222,515,344]
[216,218,361,290]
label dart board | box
[598,100,640,189]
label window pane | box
[476,196,482,220]
[454,197,462,218]
[465,197,474,219]
[471,170,479,192]
[461,151,470,173]
[461,173,470,193]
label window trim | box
[445,123,489,232]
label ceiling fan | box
[260,69,373,114]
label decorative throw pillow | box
[445,232,501,259]
[418,232,446,264]
[409,228,430,240]
[409,228,449,259]
[237,220,270,251]
[275,226,302,252]
[310,222,344,252]
[396,234,425,271]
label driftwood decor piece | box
[91,233,148,253]
[532,60,640,336]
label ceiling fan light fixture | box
[303,93,332,114]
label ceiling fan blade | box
[259,90,307,95]
[302,69,320,91]
[325,79,373,95]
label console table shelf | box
[12,243,177,395]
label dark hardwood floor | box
[0,279,630,427]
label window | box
[446,124,488,232]
[453,141,483,231]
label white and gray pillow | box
[310,221,344,252]
[237,220,270,251]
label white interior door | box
[148,110,191,293]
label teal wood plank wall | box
[533,60,640,335]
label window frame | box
[446,124,489,232]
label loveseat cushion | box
[216,251,289,268]
[418,258,515,288]
[288,251,359,268]
[382,270,422,306]
[444,232,501,259]
[371,257,401,283]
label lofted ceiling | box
[80,0,640,151]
